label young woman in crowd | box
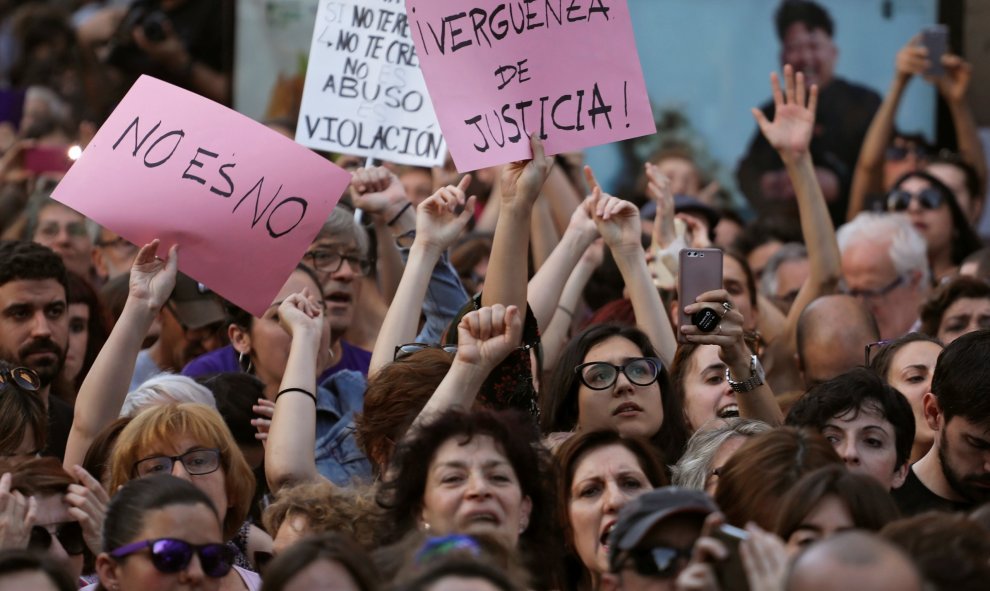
[554,430,667,591]
[885,170,981,281]
[919,276,990,344]
[94,475,240,591]
[774,465,900,554]
[868,333,943,463]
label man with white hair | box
[837,212,929,340]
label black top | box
[736,77,882,226]
[891,466,972,516]
[44,395,74,462]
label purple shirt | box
[181,341,372,381]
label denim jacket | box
[409,250,470,343]
[314,369,372,486]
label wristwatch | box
[725,355,766,393]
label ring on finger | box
[721,301,733,316]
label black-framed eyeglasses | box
[304,250,373,276]
[887,187,945,212]
[132,448,221,478]
[842,275,905,300]
[864,339,892,367]
[0,367,40,392]
[574,358,661,390]
[620,545,693,578]
[110,538,234,578]
[394,343,459,360]
[29,521,85,555]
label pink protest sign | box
[406,0,656,172]
[51,75,350,317]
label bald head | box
[797,295,880,387]
[787,531,923,591]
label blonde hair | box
[108,403,255,540]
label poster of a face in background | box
[234,0,317,127]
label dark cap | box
[639,196,720,230]
[608,487,717,572]
[169,273,225,330]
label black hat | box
[169,273,225,330]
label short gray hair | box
[313,207,370,257]
[671,418,773,490]
[120,374,216,417]
[836,212,930,287]
[761,242,808,297]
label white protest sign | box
[295,0,446,166]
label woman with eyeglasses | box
[105,403,260,590]
[886,170,981,282]
[94,474,238,591]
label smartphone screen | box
[921,25,948,77]
[677,248,723,342]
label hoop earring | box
[238,352,254,374]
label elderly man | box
[737,0,881,225]
[837,212,929,340]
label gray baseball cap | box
[607,487,718,572]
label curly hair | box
[263,480,381,551]
[0,240,67,293]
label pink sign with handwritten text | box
[51,75,350,317]
[406,0,656,172]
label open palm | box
[753,64,818,158]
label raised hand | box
[455,304,523,374]
[895,38,929,80]
[584,185,641,255]
[416,174,476,252]
[935,54,972,104]
[566,194,599,239]
[65,466,109,555]
[128,240,178,310]
[500,133,553,207]
[0,473,35,551]
[752,64,818,160]
[350,166,408,216]
[645,162,675,246]
[277,288,325,339]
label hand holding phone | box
[677,248,723,342]
[920,25,948,78]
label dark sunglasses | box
[886,187,945,212]
[0,367,41,392]
[110,538,234,578]
[574,358,662,390]
[621,546,693,578]
[885,145,929,162]
[394,343,459,361]
[29,521,85,556]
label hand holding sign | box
[500,133,553,210]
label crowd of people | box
[1,1,990,590]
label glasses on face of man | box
[132,448,221,478]
[620,545,693,579]
[842,275,905,301]
[29,521,86,556]
[304,250,374,277]
[886,187,945,212]
[574,358,662,391]
[37,221,87,240]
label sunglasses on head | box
[621,546,693,578]
[393,343,459,361]
[886,187,945,212]
[110,538,234,578]
[0,367,40,392]
[29,521,85,556]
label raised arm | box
[481,134,553,317]
[349,167,413,303]
[265,289,326,492]
[541,239,603,371]
[527,195,599,330]
[412,304,522,430]
[368,177,475,377]
[752,65,841,352]
[585,176,677,366]
[937,54,988,216]
[63,241,177,471]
